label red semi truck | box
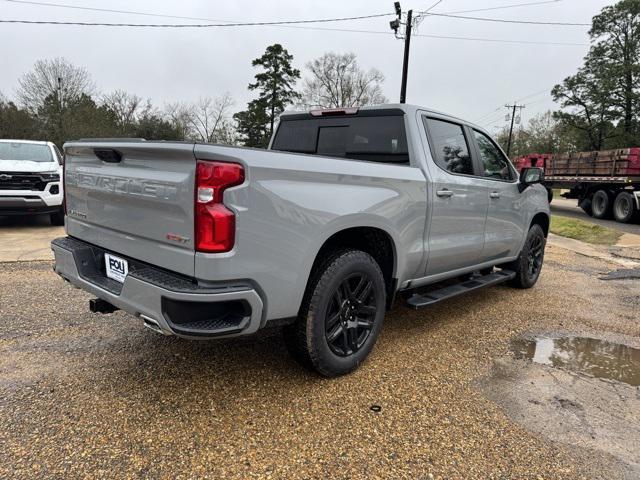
[514,148,640,223]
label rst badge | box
[105,253,128,283]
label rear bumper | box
[51,236,264,339]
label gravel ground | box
[0,245,638,479]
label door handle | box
[436,189,454,198]
[489,191,501,199]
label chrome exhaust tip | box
[140,315,169,335]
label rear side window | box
[272,115,409,164]
[423,118,473,175]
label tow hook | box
[89,298,119,314]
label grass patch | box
[550,216,622,245]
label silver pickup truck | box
[52,104,549,377]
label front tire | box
[50,209,64,226]
[505,224,546,289]
[283,249,386,377]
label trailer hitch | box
[89,298,119,314]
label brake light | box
[309,107,359,117]
[195,160,244,253]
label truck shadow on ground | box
[0,215,52,227]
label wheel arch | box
[530,211,550,237]
[303,226,398,311]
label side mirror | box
[518,167,544,193]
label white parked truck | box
[0,139,64,225]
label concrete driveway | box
[0,215,63,262]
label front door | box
[470,129,525,261]
[422,116,489,276]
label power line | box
[1,0,588,27]
[424,1,444,13]
[1,0,567,23]
[1,0,567,25]
[414,32,585,46]
[474,85,556,122]
[0,14,590,28]
[441,0,562,15]
[0,18,591,46]
[0,16,398,28]
[0,4,394,27]
[420,11,590,26]
[1,0,232,22]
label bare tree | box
[16,57,95,112]
[301,52,387,108]
[188,94,235,144]
[164,102,193,141]
[101,90,142,128]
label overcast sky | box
[0,0,614,132]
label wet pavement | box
[0,243,639,479]
[512,336,640,386]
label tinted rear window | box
[0,143,53,162]
[272,115,409,164]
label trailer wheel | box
[591,190,612,219]
[613,192,638,223]
[579,197,592,216]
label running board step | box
[406,270,516,309]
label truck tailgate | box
[63,141,196,276]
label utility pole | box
[400,10,412,104]
[390,3,413,104]
[505,103,525,157]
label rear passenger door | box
[469,129,525,261]
[422,116,489,276]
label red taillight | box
[195,160,244,253]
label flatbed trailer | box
[514,151,640,224]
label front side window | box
[473,130,515,181]
[424,118,473,175]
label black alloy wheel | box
[325,273,377,357]
[526,232,544,280]
[283,249,386,377]
[506,223,546,289]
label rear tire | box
[613,192,638,224]
[591,190,612,219]
[50,210,64,226]
[283,249,386,377]
[505,224,546,289]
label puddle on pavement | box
[512,336,640,386]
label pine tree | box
[234,44,300,148]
